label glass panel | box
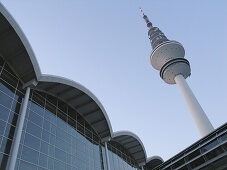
[172,158,185,169]
[190,157,205,169]
[54,159,66,170]
[39,153,48,168]
[0,119,6,135]
[55,136,67,151]
[41,130,50,143]
[50,123,56,135]
[201,139,219,153]
[40,141,49,155]
[21,146,39,164]
[43,119,51,131]
[48,157,54,170]
[0,105,9,121]
[67,154,72,165]
[187,149,200,161]
[55,147,66,162]
[30,102,44,116]
[19,160,37,170]
[205,146,224,160]
[0,92,12,108]
[0,79,15,98]
[24,133,40,150]
[56,128,70,142]
[57,117,67,131]
[219,133,227,142]
[50,134,55,145]
[26,121,42,138]
[29,111,43,127]
[44,109,56,124]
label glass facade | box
[15,90,104,170]
[0,56,141,170]
[0,57,25,170]
[105,141,138,170]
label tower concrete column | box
[9,87,30,170]
[175,74,214,136]
[104,141,111,170]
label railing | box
[153,123,227,170]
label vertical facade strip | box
[105,142,111,170]
[9,87,31,170]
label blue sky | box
[1,0,226,161]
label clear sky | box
[1,0,226,161]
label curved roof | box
[0,2,41,83]
[0,2,163,167]
[146,156,163,169]
[112,131,147,165]
[36,74,113,138]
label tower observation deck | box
[140,9,214,137]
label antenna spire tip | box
[139,7,145,16]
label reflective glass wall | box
[0,57,25,170]
[15,90,104,170]
[102,141,139,170]
[0,56,142,170]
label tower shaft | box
[175,75,214,136]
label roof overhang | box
[0,3,41,84]
[35,75,113,138]
[112,131,147,165]
[146,156,164,169]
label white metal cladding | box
[0,2,163,166]
[112,131,147,165]
[146,156,163,169]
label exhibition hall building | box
[0,3,226,170]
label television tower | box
[140,8,214,137]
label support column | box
[9,87,30,170]
[141,166,144,170]
[104,142,111,170]
[174,74,214,137]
